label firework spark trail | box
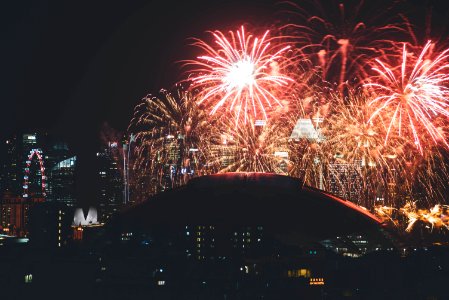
[282,91,329,189]
[366,41,449,153]
[324,91,398,168]
[280,0,411,92]
[374,202,449,232]
[125,4,449,212]
[186,26,294,124]
[322,91,405,207]
[205,116,291,174]
[128,88,212,194]
[401,202,449,232]
[284,88,448,208]
[374,205,399,226]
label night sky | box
[1,0,449,206]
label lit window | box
[309,278,325,285]
[157,280,165,286]
[24,274,33,283]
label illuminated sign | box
[309,278,325,285]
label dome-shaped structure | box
[113,172,383,241]
[100,173,396,299]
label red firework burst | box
[185,26,293,124]
[365,41,449,153]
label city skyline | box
[1,0,282,206]
[1,0,449,220]
[2,1,449,298]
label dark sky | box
[1,0,278,136]
[1,0,449,206]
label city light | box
[3,1,449,298]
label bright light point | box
[224,59,255,90]
[187,26,293,123]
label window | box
[24,274,33,283]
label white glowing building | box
[73,207,99,226]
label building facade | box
[96,142,124,223]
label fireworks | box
[126,1,449,233]
[128,88,211,193]
[366,41,449,153]
[186,26,294,123]
[323,91,400,168]
[280,0,410,92]
[321,91,401,207]
[375,202,449,232]
[206,117,291,174]
[285,93,327,188]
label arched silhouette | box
[23,149,46,198]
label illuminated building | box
[47,156,77,206]
[289,118,323,142]
[73,207,98,226]
[319,233,391,258]
[96,142,123,222]
[44,141,77,206]
[209,144,237,170]
[274,151,289,175]
[21,133,47,199]
[1,133,76,202]
[72,207,102,242]
[0,133,47,199]
[0,136,20,196]
[160,134,181,189]
[0,192,44,236]
[327,161,363,203]
[186,225,217,260]
[160,133,194,190]
[28,202,73,248]
[290,117,325,188]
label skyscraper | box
[96,142,124,223]
[45,141,77,207]
[327,161,363,203]
[1,132,78,236]
[48,156,77,207]
[0,136,20,196]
